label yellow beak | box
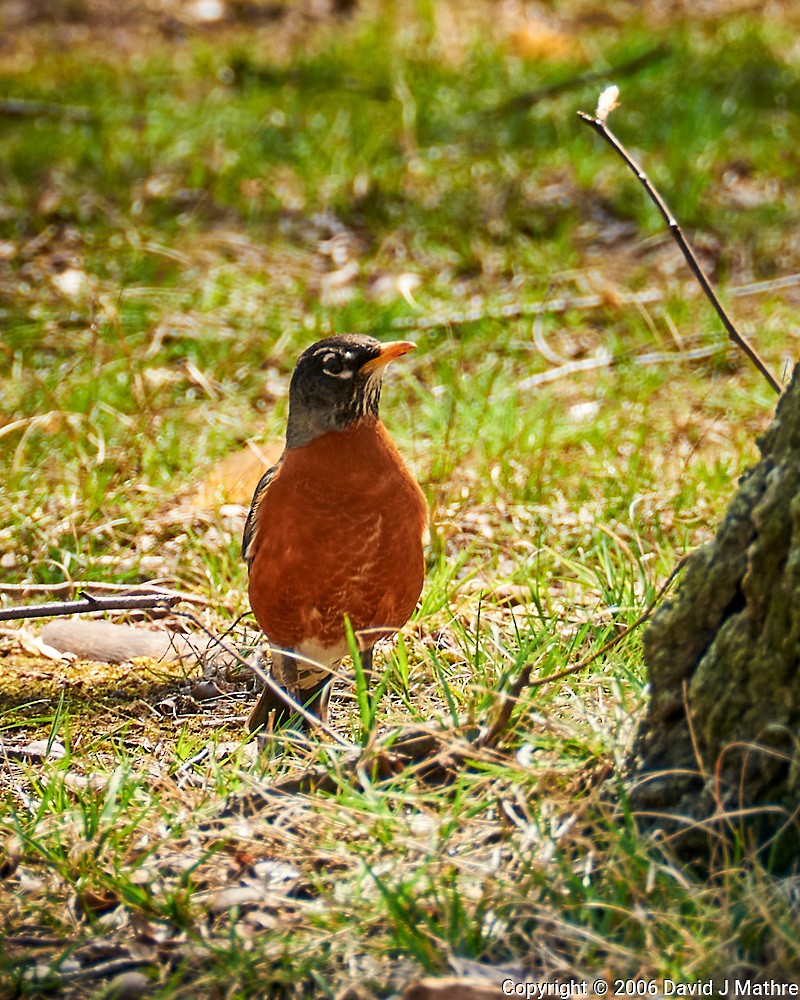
[359,340,416,376]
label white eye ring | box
[321,352,353,379]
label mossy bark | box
[630,368,800,862]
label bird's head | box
[285,334,415,449]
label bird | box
[242,333,428,733]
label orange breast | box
[247,417,427,653]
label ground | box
[1,0,800,996]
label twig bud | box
[595,85,620,123]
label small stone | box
[189,680,221,702]
[187,0,225,23]
[208,885,265,913]
[104,970,153,999]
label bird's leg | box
[247,649,338,733]
[247,649,302,733]
[272,648,298,695]
[361,646,375,689]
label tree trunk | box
[630,368,800,865]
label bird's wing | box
[242,458,283,568]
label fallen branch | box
[27,956,151,987]
[0,98,94,122]
[0,593,179,623]
[0,580,211,606]
[517,348,613,389]
[391,288,664,332]
[729,272,800,299]
[577,97,781,395]
[514,342,724,392]
[39,619,199,663]
[496,44,670,116]
[391,273,800,334]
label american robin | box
[242,334,428,732]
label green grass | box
[2,1,800,996]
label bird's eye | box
[322,353,344,375]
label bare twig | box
[0,594,179,623]
[577,107,782,395]
[477,663,537,750]
[42,957,151,985]
[0,580,211,605]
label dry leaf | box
[508,21,577,61]
[0,836,22,879]
[186,0,226,24]
[402,978,503,1000]
[0,737,66,763]
[16,626,70,661]
[64,771,109,793]
[40,620,200,664]
[104,970,153,999]
[77,887,120,916]
[192,443,282,510]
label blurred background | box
[3,2,800,992]
[3,0,799,628]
